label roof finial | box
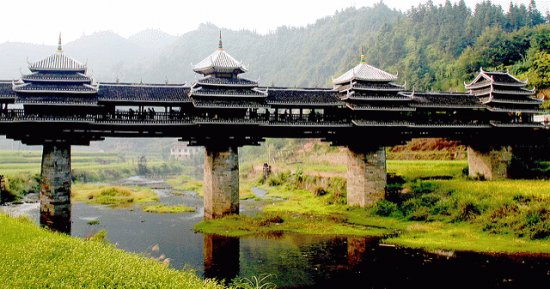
[57,32,63,53]
[218,30,223,50]
[360,46,366,64]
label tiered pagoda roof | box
[333,51,411,126]
[12,35,98,105]
[0,82,16,101]
[465,68,543,114]
[189,32,266,110]
[192,32,247,76]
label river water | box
[2,181,550,288]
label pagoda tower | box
[333,49,412,128]
[189,32,266,123]
[465,68,543,127]
[13,34,99,116]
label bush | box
[375,200,399,217]
[408,206,430,221]
[313,186,327,196]
[454,199,482,221]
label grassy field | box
[72,184,160,207]
[197,159,550,254]
[0,214,224,288]
[143,204,196,213]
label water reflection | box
[203,234,240,282]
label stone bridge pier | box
[203,144,239,219]
[467,144,512,180]
[40,142,72,233]
[346,145,387,207]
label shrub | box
[313,186,327,196]
[454,200,482,221]
[375,200,399,217]
[408,206,430,221]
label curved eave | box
[342,95,411,101]
[266,122,352,128]
[486,99,542,105]
[267,101,340,107]
[195,81,257,88]
[487,107,546,114]
[190,92,266,98]
[16,101,98,107]
[351,87,404,92]
[29,67,86,73]
[489,121,544,128]
[346,103,415,111]
[14,89,98,95]
[352,120,410,127]
[412,123,492,128]
[97,99,192,104]
[193,67,247,75]
[412,104,485,109]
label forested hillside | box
[368,0,550,93]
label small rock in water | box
[151,244,160,252]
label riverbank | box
[196,160,550,254]
[0,214,224,288]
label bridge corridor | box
[1,36,547,232]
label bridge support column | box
[467,145,512,180]
[346,146,387,207]
[203,145,239,219]
[40,142,71,233]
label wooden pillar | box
[40,142,71,233]
[203,145,239,219]
[346,146,387,207]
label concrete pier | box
[40,142,71,233]
[467,145,512,180]
[203,145,239,219]
[346,146,387,207]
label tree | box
[527,0,546,26]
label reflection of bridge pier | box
[203,234,240,282]
[39,142,72,233]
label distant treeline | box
[368,0,550,92]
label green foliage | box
[1,174,40,202]
[231,274,277,289]
[375,200,399,217]
[0,214,224,288]
[72,184,159,207]
[142,204,196,214]
[368,1,549,91]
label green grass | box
[166,176,204,195]
[142,204,196,214]
[387,160,467,180]
[72,184,159,207]
[198,160,550,253]
[0,214,224,288]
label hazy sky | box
[1,0,548,44]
